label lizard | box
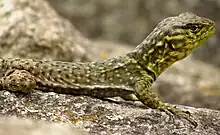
[0,12,215,126]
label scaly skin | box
[0,12,215,126]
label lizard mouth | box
[202,25,215,39]
[191,25,215,48]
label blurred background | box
[47,0,219,66]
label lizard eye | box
[189,26,200,33]
[184,24,201,33]
[189,26,197,31]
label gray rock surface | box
[0,90,220,135]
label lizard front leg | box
[0,69,36,93]
[134,77,197,127]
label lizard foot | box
[158,103,198,127]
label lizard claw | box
[158,104,198,128]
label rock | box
[0,0,97,62]
[0,90,220,135]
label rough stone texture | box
[0,90,220,135]
[47,0,220,66]
[0,0,97,62]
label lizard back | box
[0,57,142,97]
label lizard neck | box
[127,33,179,79]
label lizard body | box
[0,12,215,126]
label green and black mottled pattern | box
[0,12,215,126]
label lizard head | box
[132,12,215,77]
[157,12,215,60]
